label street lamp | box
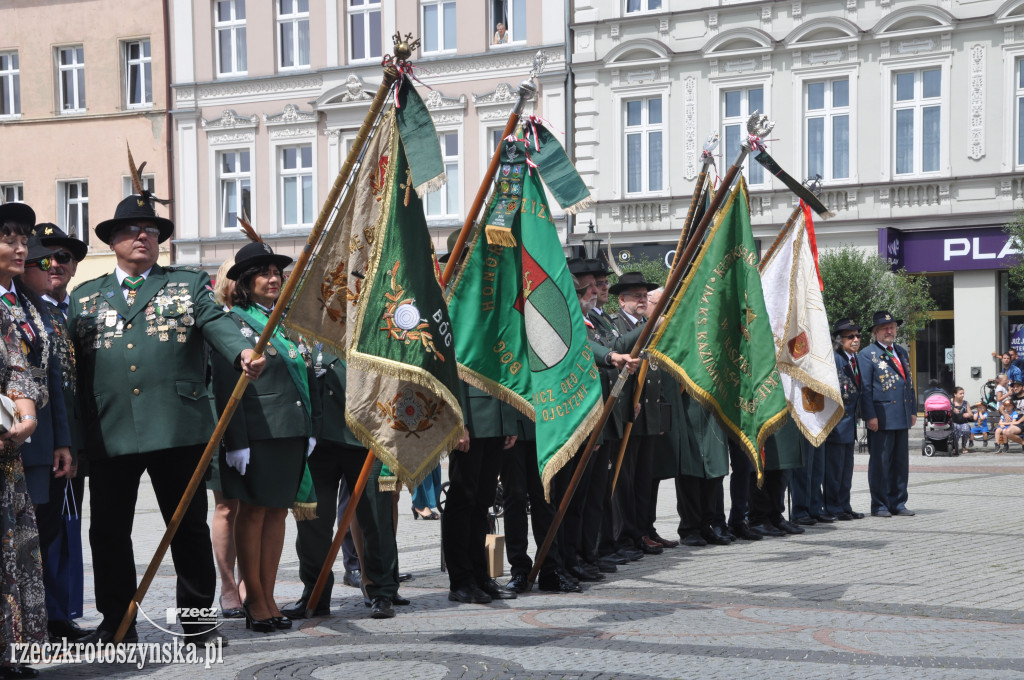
[582,220,602,261]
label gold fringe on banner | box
[563,196,594,216]
[414,172,447,199]
[484,225,517,247]
[291,502,318,522]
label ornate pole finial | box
[391,31,419,65]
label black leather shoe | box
[640,540,663,555]
[847,510,865,519]
[537,573,583,593]
[281,599,330,618]
[47,619,92,641]
[872,508,892,517]
[774,518,805,535]
[594,559,617,574]
[751,522,786,537]
[728,522,763,541]
[894,506,916,516]
[621,548,644,561]
[559,568,579,585]
[834,511,854,521]
[602,552,629,565]
[448,584,492,604]
[812,514,837,523]
[571,563,605,581]
[715,524,737,542]
[79,627,139,644]
[398,572,413,582]
[505,573,531,593]
[343,570,362,588]
[794,516,817,526]
[680,531,707,547]
[270,616,292,630]
[650,532,680,548]
[480,578,517,599]
[370,597,395,619]
[391,594,411,606]
[699,527,730,546]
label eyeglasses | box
[27,258,53,271]
[49,251,73,264]
[842,333,861,339]
[595,280,610,288]
[116,224,161,239]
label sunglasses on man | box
[26,251,74,271]
[842,333,861,339]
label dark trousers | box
[334,473,360,574]
[296,442,398,608]
[442,438,504,590]
[36,473,86,621]
[790,439,826,520]
[611,435,654,550]
[580,439,614,564]
[501,441,560,578]
[726,440,752,527]
[823,440,855,515]
[551,442,593,570]
[867,428,910,513]
[675,474,717,535]
[749,469,790,526]
[89,446,214,632]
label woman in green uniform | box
[211,242,318,633]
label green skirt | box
[219,437,306,508]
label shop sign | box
[878,226,1021,273]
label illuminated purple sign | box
[877,226,1020,272]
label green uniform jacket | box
[669,392,729,479]
[69,264,252,458]
[316,349,363,448]
[587,308,631,440]
[611,313,665,436]
[209,311,321,450]
[764,417,805,471]
[462,383,519,440]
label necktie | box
[122,275,145,306]
[887,345,906,380]
[849,355,861,386]
[57,300,69,319]
[1,292,16,307]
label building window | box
[426,132,459,218]
[124,40,152,108]
[59,181,89,244]
[1017,59,1024,167]
[349,0,382,62]
[57,46,86,112]
[893,68,941,176]
[278,0,310,69]
[218,150,251,231]
[0,183,23,204]
[805,77,850,181]
[624,96,663,194]
[0,52,20,117]
[723,86,765,185]
[625,0,662,13]
[280,145,313,228]
[490,0,525,45]
[215,0,247,76]
[122,175,156,198]
[422,1,456,54]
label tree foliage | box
[603,255,669,314]
[818,246,936,345]
[1003,211,1024,296]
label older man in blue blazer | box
[857,311,917,517]
[824,318,865,520]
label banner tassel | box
[484,225,517,247]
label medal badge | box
[266,345,278,357]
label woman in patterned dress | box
[0,203,47,679]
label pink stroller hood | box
[924,393,952,412]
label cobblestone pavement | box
[34,443,1024,679]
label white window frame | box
[621,94,666,197]
[215,0,248,77]
[214,148,253,234]
[793,65,858,185]
[0,51,20,118]
[421,0,456,55]
[1016,56,1024,169]
[624,0,662,15]
[489,0,526,47]
[878,54,951,181]
[710,73,772,189]
[0,183,24,204]
[124,39,153,108]
[57,45,86,113]
[425,129,461,221]
[348,0,382,62]
[58,180,89,244]
[122,175,156,198]
[1002,45,1024,172]
[277,143,315,229]
[721,85,769,187]
[278,0,310,70]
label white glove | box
[306,437,317,457]
[226,448,251,475]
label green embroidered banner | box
[448,136,602,498]
[647,179,788,481]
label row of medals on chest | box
[79,284,195,348]
[238,322,325,371]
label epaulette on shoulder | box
[608,312,620,320]
[165,265,204,274]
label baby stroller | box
[922,389,959,457]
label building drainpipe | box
[564,0,575,238]
[162,0,176,261]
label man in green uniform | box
[69,195,264,644]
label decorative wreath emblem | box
[319,260,349,323]
[377,388,446,438]
[379,261,444,361]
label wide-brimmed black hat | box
[227,242,293,281]
[26,236,53,263]
[438,230,461,264]
[94,195,175,245]
[0,202,36,231]
[585,258,609,276]
[566,257,604,278]
[608,271,658,295]
[866,310,903,332]
[36,222,87,261]
[832,318,862,336]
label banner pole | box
[112,48,405,644]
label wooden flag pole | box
[527,114,773,587]
[440,73,537,286]
[112,48,405,644]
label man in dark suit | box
[824,319,865,520]
[858,310,917,517]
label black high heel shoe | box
[241,601,275,633]
[271,615,292,630]
[219,594,243,619]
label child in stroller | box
[922,389,958,457]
